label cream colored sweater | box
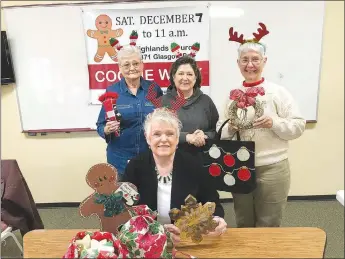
[217,80,306,167]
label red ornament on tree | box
[237,167,251,181]
[209,163,221,177]
[223,153,235,167]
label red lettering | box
[88,61,209,90]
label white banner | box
[82,5,210,104]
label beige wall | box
[1,1,344,203]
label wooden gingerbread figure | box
[86,14,123,63]
[79,163,139,235]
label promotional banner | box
[82,5,210,104]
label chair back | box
[1,178,4,200]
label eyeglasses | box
[120,61,141,70]
[239,58,262,66]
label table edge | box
[23,227,327,239]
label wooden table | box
[23,227,326,258]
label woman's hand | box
[186,133,201,146]
[104,121,120,135]
[253,115,273,128]
[186,130,208,147]
[227,120,239,131]
[206,216,227,236]
[164,224,181,244]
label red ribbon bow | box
[229,87,265,109]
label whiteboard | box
[3,1,325,132]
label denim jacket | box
[96,77,163,175]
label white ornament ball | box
[224,174,236,186]
[209,145,221,159]
[237,147,250,161]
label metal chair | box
[1,223,23,254]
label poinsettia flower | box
[144,244,164,258]
[131,216,149,231]
[138,233,159,250]
[119,245,129,258]
[155,235,167,247]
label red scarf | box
[243,77,265,87]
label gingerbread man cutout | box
[79,163,139,235]
[87,14,123,63]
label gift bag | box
[201,119,257,194]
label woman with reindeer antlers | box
[217,23,306,227]
[162,44,219,157]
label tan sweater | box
[217,80,306,167]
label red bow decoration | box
[170,88,187,111]
[146,83,163,108]
[229,87,265,109]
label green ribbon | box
[94,191,125,217]
[100,30,108,34]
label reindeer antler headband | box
[170,42,200,59]
[229,22,269,47]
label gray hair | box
[238,42,267,58]
[144,108,182,137]
[117,45,142,64]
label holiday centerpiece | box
[63,205,176,258]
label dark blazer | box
[122,149,224,219]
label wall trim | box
[36,195,337,208]
[219,195,336,204]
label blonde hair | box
[238,42,267,58]
[144,108,182,137]
[117,45,142,64]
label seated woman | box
[122,108,227,242]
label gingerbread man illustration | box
[79,163,139,234]
[87,14,123,63]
